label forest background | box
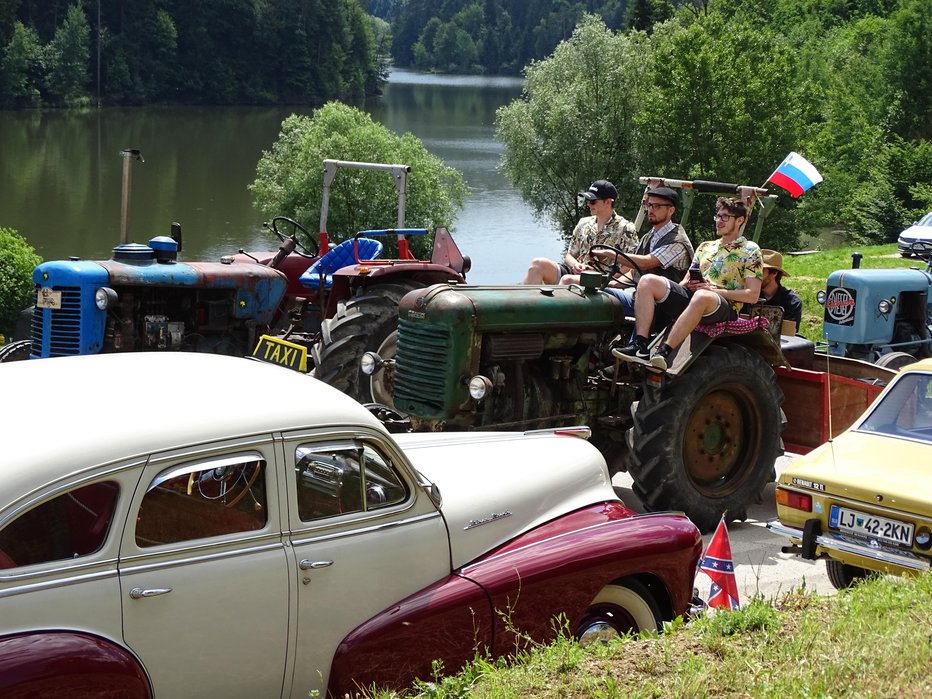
[0,0,929,252]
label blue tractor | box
[818,242,932,369]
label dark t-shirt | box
[762,284,803,332]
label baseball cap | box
[580,180,618,201]
[646,186,679,206]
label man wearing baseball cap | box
[522,179,637,284]
[759,249,802,333]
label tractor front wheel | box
[312,280,424,404]
[627,343,784,532]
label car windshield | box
[918,212,932,227]
[857,371,932,444]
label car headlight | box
[360,351,382,376]
[468,375,493,401]
[878,298,893,314]
[816,290,826,305]
[95,287,118,310]
[915,526,931,550]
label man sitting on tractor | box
[615,196,763,371]
[759,249,803,334]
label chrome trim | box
[767,519,930,572]
[0,567,118,599]
[299,559,333,570]
[464,510,512,530]
[288,511,442,547]
[130,586,172,599]
[0,556,120,583]
[119,540,285,575]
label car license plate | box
[829,505,913,546]
[252,335,307,373]
[36,287,61,310]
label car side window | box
[0,481,120,569]
[860,374,932,440]
[135,454,267,547]
[294,442,407,522]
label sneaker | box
[613,342,650,361]
[649,344,672,371]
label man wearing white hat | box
[759,249,803,334]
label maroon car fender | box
[328,572,493,697]
[0,631,151,698]
[461,504,702,647]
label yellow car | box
[768,358,932,589]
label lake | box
[0,69,564,285]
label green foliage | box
[44,3,90,106]
[0,21,41,106]
[497,15,648,233]
[250,102,468,257]
[0,227,41,338]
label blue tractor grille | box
[393,319,453,414]
[31,286,83,356]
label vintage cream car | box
[769,358,932,589]
[0,353,701,698]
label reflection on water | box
[0,69,562,284]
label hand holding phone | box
[689,267,702,282]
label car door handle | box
[129,587,173,599]
[299,559,333,570]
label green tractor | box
[364,177,895,531]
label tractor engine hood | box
[394,430,617,569]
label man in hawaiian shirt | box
[521,179,637,284]
[615,196,763,370]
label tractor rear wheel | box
[627,343,784,532]
[312,280,424,404]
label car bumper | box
[767,518,931,572]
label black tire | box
[825,559,874,590]
[0,339,31,363]
[627,343,784,533]
[875,351,915,371]
[575,579,661,645]
[312,280,424,403]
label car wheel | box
[825,559,874,590]
[575,579,661,645]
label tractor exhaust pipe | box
[119,148,144,244]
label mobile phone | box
[689,267,702,281]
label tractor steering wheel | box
[588,244,644,286]
[908,240,932,263]
[267,216,319,259]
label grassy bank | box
[780,243,926,343]
[371,571,931,698]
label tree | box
[0,227,41,339]
[496,15,649,233]
[249,102,468,256]
[0,20,41,106]
[44,2,90,105]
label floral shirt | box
[693,236,763,311]
[567,212,638,268]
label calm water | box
[0,69,563,284]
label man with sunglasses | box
[615,196,763,370]
[597,186,693,316]
[522,179,637,284]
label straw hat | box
[761,249,789,277]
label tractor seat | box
[299,237,383,290]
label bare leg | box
[664,290,721,349]
[522,257,561,284]
[632,275,668,337]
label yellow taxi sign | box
[252,335,308,373]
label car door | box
[280,429,450,696]
[119,436,290,698]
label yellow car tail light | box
[776,487,812,512]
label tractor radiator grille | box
[31,286,82,356]
[394,319,452,413]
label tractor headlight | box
[360,351,382,376]
[95,287,118,310]
[468,375,493,401]
[816,290,826,305]
[878,298,892,314]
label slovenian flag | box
[766,152,823,198]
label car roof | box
[901,358,932,373]
[1,353,384,495]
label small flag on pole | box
[699,517,740,610]
[766,152,823,198]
